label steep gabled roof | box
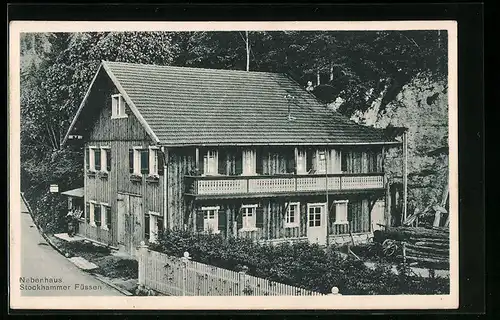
[64,61,398,147]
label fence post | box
[238,265,249,296]
[181,251,191,296]
[137,241,148,287]
[402,241,407,270]
[328,286,341,296]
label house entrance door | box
[307,203,327,245]
[117,193,143,256]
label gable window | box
[242,149,256,175]
[202,206,220,233]
[333,200,349,224]
[296,149,307,175]
[285,202,300,228]
[111,94,127,118]
[203,150,218,176]
[241,204,258,230]
[145,211,164,243]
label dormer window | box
[111,94,128,118]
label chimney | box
[306,81,314,92]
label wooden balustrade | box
[185,173,384,197]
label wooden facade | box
[74,68,389,253]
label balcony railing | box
[185,173,385,197]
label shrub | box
[150,229,449,295]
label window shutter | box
[129,149,134,174]
[157,217,164,238]
[218,209,226,237]
[198,149,204,175]
[106,149,111,172]
[286,151,295,174]
[95,205,101,227]
[158,151,164,175]
[341,150,348,173]
[85,203,90,223]
[144,214,150,241]
[255,149,263,174]
[94,149,101,171]
[196,209,204,233]
[141,149,149,174]
[235,152,243,175]
[111,95,118,116]
[218,150,226,175]
[236,208,243,230]
[106,206,111,230]
[85,148,89,170]
[306,149,313,173]
[256,206,264,229]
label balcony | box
[185,173,385,199]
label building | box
[63,61,401,256]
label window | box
[296,149,307,174]
[140,149,149,174]
[94,149,101,171]
[111,94,127,118]
[285,202,300,227]
[202,206,220,233]
[316,150,327,174]
[148,147,160,176]
[88,147,97,171]
[88,201,96,226]
[308,205,323,227]
[241,204,257,230]
[99,147,111,172]
[94,204,101,227]
[203,150,218,175]
[145,211,164,243]
[341,151,348,172]
[333,200,349,224]
[98,204,111,230]
[130,147,150,175]
[242,149,256,175]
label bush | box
[150,229,449,295]
[25,190,68,234]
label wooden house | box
[63,61,401,256]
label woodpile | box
[379,227,449,269]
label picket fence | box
[137,243,326,296]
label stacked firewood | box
[380,227,449,268]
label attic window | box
[111,94,128,119]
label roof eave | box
[157,141,402,148]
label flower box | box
[130,174,143,182]
[146,174,160,183]
[97,171,109,179]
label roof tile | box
[105,61,394,146]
